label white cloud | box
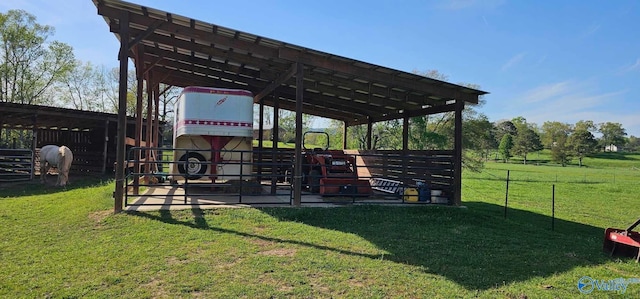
[485,79,640,135]
[501,52,527,71]
[534,54,547,67]
[581,24,601,38]
[505,80,629,128]
[625,58,640,72]
[519,81,571,103]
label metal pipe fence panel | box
[123,147,456,206]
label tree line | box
[0,10,178,118]
[0,10,179,147]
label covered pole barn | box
[92,0,488,212]
[0,102,145,177]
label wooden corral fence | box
[0,148,33,182]
[352,150,455,190]
[252,148,295,182]
[251,148,455,196]
[38,127,116,174]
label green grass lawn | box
[1,153,639,298]
[253,140,297,149]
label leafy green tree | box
[57,60,107,111]
[551,134,571,166]
[513,126,543,164]
[574,120,597,132]
[105,67,138,116]
[0,10,74,104]
[498,134,513,163]
[407,70,452,150]
[464,115,497,161]
[494,120,517,146]
[541,121,572,149]
[278,111,314,144]
[511,116,528,129]
[626,136,640,152]
[598,122,627,151]
[569,129,598,167]
[374,120,402,150]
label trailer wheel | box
[178,152,207,180]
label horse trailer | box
[169,86,253,182]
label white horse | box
[40,145,74,187]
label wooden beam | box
[366,119,373,150]
[114,11,129,213]
[342,121,347,150]
[257,98,264,181]
[98,4,279,58]
[145,70,154,175]
[270,96,279,195]
[142,54,383,118]
[112,22,472,108]
[293,63,304,206]
[253,63,297,102]
[349,102,458,126]
[141,47,263,80]
[279,47,480,103]
[453,100,464,206]
[139,41,432,110]
[139,40,426,111]
[150,67,370,122]
[402,114,409,180]
[142,55,166,76]
[133,44,145,193]
[102,120,109,174]
[127,20,165,52]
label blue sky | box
[3,0,639,136]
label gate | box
[123,147,295,207]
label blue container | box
[416,182,430,202]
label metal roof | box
[93,0,488,126]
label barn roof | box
[93,0,488,126]
[0,102,123,131]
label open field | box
[1,153,639,298]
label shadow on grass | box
[263,203,610,290]
[590,152,638,161]
[130,202,610,290]
[0,173,113,198]
[130,209,385,261]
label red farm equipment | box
[603,217,640,262]
[300,132,371,196]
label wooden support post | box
[114,12,130,213]
[153,78,160,173]
[257,98,265,182]
[402,114,409,181]
[453,100,464,206]
[366,118,373,150]
[31,114,37,181]
[342,121,348,150]
[133,45,144,193]
[102,120,109,174]
[144,70,153,178]
[293,63,303,206]
[271,96,279,195]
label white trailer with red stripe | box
[170,86,253,181]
